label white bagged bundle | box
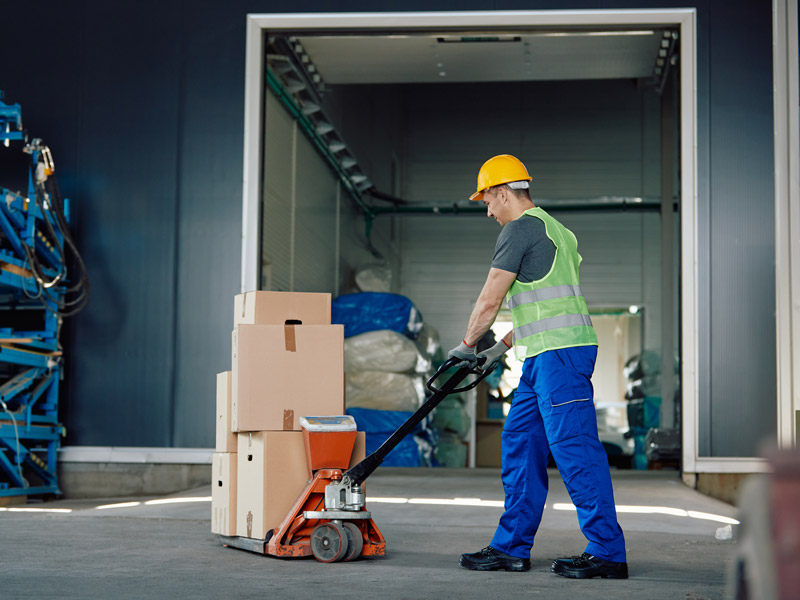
[355,264,392,293]
[345,371,426,411]
[414,323,441,359]
[344,330,419,373]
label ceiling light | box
[437,35,521,43]
[535,30,654,37]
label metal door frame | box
[240,9,712,469]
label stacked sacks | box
[433,331,507,468]
[431,392,470,468]
[332,292,424,339]
[334,291,436,467]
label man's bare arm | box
[463,268,517,346]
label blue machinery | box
[0,91,88,498]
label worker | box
[449,154,628,579]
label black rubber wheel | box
[310,522,348,563]
[341,522,364,562]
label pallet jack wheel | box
[310,522,348,563]
[341,522,364,562]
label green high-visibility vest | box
[507,207,598,360]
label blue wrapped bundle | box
[346,407,433,467]
[365,434,420,467]
[333,292,423,339]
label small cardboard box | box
[236,430,365,540]
[234,291,331,326]
[215,372,236,452]
[231,324,345,432]
[211,452,237,536]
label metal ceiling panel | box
[296,31,665,84]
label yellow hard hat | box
[469,154,532,201]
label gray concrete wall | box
[58,463,211,499]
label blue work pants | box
[490,346,626,562]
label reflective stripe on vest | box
[507,284,585,309]
[515,313,593,340]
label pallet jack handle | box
[342,357,492,486]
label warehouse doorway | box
[241,10,696,470]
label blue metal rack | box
[0,91,86,498]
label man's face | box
[482,187,508,226]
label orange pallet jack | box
[217,357,489,562]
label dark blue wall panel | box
[705,1,776,456]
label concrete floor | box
[2,468,738,599]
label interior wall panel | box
[329,85,404,291]
[293,129,338,293]
[262,89,295,292]
[403,80,649,203]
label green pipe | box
[371,202,669,216]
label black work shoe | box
[550,554,584,572]
[459,546,531,572]
[551,552,628,579]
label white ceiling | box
[295,30,669,85]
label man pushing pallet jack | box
[448,154,628,579]
[219,154,628,579]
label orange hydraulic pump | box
[263,415,386,562]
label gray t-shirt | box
[491,214,557,283]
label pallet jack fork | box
[218,357,490,562]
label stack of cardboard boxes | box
[211,291,364,540]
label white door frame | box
[773,0,800,454]
[242,9,758,472]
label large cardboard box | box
[215,372,236,452]
[236,431,366,540]
[211,452,237,536]
[231,323,344,432]
[234,291,331,326]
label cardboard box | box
[236,431,365,540]
[231,324,344,432]
[476,421,504,467]
[234,291,331,326]
[211,452,237,536]
[215,372,236,452]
